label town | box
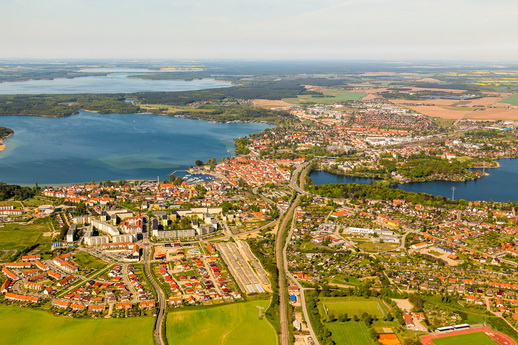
[1,73,518,345]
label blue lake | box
[0,112,272,185]
[310,160,518,203]
[0,72,231,94]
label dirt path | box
[392,298,413,313]
[105,303,114,318]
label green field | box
[327,322,375,345]
[328,274,362,286]
[167,300,277,345]
[319,297,387,318]
[73,251,108,270]
[431,332,499,345]
[0,307,155,345]
[283,89,366,105]
[0,220,52,262]
[499,95,518,105]
[356,241,399,253]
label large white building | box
[91,219,120,236]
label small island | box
[0,126,14,152]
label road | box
[289,162,311,194]
[142,244,167,345]
[276,161,318,345]
[283,202,318,345]
[276,193,300,345]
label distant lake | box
[0,69,231,94]
[310,160,518,202]
[0,112,272,185]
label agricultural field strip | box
[216,241,268,293]
[0,307,155,345]
[166,300,276,345]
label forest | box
[0,68,106,83]
[166,106,297,125]
[0,183,37,201]
[308,182,468,207]
[0,94,139,117]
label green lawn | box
[499,95,518,105]
[73,251,108,270]
[167,300,277,345]
[0,220,52,262]
[432,332,499,345]
[319,297,387,318]
[0,307,155,345]
[327,322,375,345]
[22,197,55,207]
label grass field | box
[327,322,375,345]
[356,241,399,253]
[319,297,387,318]
[328,274,362,286]
[283,89,366,105]
[22,196,56,207]
[499,95,518,105]
[0,307,155,345]
[73,251,108,270]
[0,220,52,262]
[431,332,498,345]
[167,300,277,345]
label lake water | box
[0,72,231,94]
[310,160,518,202]
[0,112,272,185]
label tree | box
[195,160,204,167]
[339,313,348,322]
[369,328,378,341]
[408,294,424,311]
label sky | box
[1,0,517,61]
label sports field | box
[0,306,155,345]
[431,332,498,345]
[167,300,277,345]
[319,297,388,318]
[327,322,375,345]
